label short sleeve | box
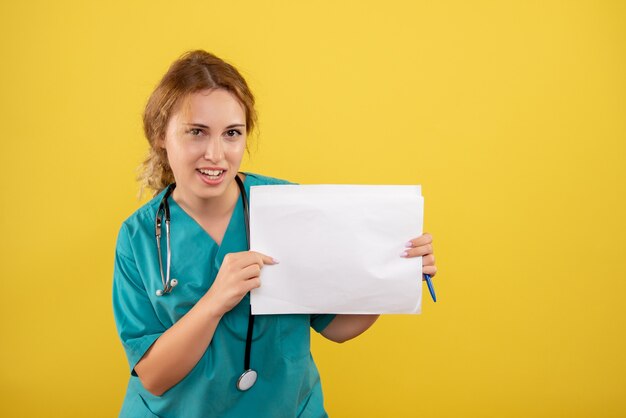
[112,223,166,375]
[310,314,336,333]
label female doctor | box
[113,50,437,418]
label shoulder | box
[121,190,164,231]
[115,189,167,257]
[243,172,295,186]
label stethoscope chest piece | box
[236,369,257,391]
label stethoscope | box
[155,174,258,391]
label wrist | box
[197,291,226,320]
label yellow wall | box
[1,1,625,416]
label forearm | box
[134,294,223,396]
[321,314,380,343]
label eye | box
[188,128,203,136]
[225,129,242,138]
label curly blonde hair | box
[138,50,257,196]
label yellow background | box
[1,1,625,417]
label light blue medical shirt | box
[113,173,335,418]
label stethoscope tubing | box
[154,174,257,391]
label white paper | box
[249,185,423,314]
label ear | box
[156,136,166,149]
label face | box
[161,88,247,206]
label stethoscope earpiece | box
[155,279,177,296]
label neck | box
[172,177,240,221]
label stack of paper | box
[249,185,423,314]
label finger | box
[223,251,256,268]
[240,277,261,293]
[239,263,262,281]
[231,251,278,269]
[422,254,435,266]
[422,265,437,277]
[248,251,279,266]
[405,233,433,248]
[401,243,433,258]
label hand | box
[402,233,437,278]
[203,251,277,316]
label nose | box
[203,137,224,162]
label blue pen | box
[424,274,437,302]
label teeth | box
[198,169,223,176]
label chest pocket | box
[278,314,311,361]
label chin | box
[196,174,235,197]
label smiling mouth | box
[196,168,225,180]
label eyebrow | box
[184,123,246,129]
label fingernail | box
[400,251,408,257]
[272,258,280,264]
[405,241,413,248]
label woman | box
[113,50,437,418]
